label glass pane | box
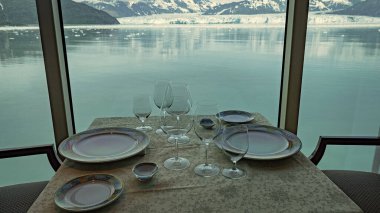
[60,0,288,131]
[299,0,380,171]
[0,1,55,185]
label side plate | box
[216,110,255,124]
[55,174,124,212]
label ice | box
[118,14,380,26]
[1,14,380,32]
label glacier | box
[1,14,380,31]
[118,13,380,26]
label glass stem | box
[232,161,237,170]
[175,138,179,160]
[141,118,145,127]
[205,143,209,166]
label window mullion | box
[36,0,74,160]
[279,0,309,134]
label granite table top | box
[28,113,362,213]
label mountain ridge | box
[74,0,371,17]
[0,0,119,26]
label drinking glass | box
[167,83,192,144]
[161,94,192,170]
[133,94,153,132]
[193,101,220,177]
[153,80,172,135]
[221,125,249,179]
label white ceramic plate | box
[59,127,149,163]
[215,124,302,160]
[216,110,254,123]
[55,174,123,212]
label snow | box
[0,3,3,10]
[247,0,282,12]
[117,13,380,26]
[73,0,120,7]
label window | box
[60,0,288,131]
[298,0,380,171]
[0,0,55,186]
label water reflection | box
[1,27,379,65]
[62,27,285,60]
[0,31,42,66]
[306,28,380,59]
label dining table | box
[28,113,362,212]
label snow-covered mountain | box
[74,0,216,17]
[309,0,362,12]
[204,0,286,15]
[73,0,363,17]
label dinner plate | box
[215,124,302,160]
[55,174,123,212]
[216,110,254,123]
[59,127,149,163]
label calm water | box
[0,26,379,186]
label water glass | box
[160,90,192,170]
[193,101,220,177]
[153,80,172,135]
[133,94,153,132]
[167,83,192,144]
[221,125,249,179]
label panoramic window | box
[298,0,380,171]
[0,0,55,185]
[60,0,288,131]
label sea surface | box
[0,26,379,186]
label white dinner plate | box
[59,127,149,163]
[55,174,123,212]
[215,124,302,160]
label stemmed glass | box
[193,101,220,177]
[160,91,193,170]
[153,80,172,135]
[221,125,249,179]
[167,83,192,144]
[133,94,153,132]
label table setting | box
[27,81,362,213]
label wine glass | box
[193,101,220,177]
[133,94,153,132]
[167,83,192,144]
[161,93,193,170]
[153,80,172,135]
[221,125,249,179]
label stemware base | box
[222,168,246,179]
[136,126,153,132]
[194,164,220,177]
[168,135,190,144]
[155,128,165,135]
[164,157,190,170]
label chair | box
[309,136,380,213]
[0,144,61,213]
